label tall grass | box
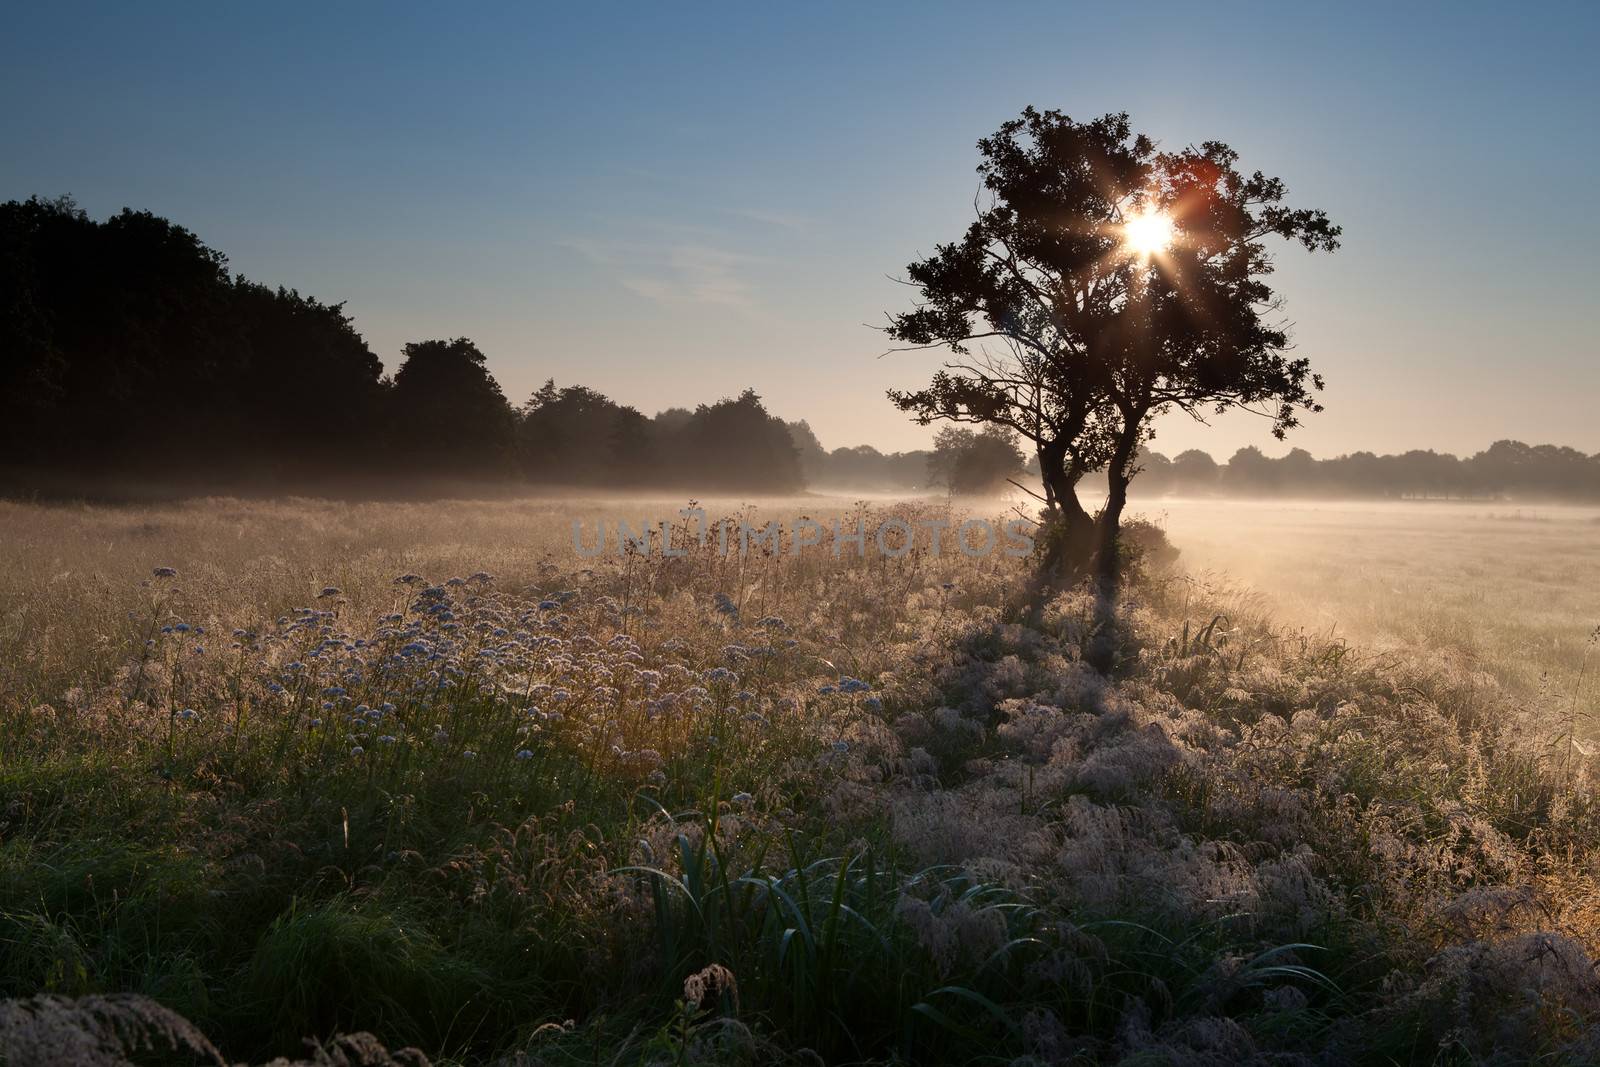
[0,496,1597,1064]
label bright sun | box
[1122,209,1174,256]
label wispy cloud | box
[729,206,807,231]
[566,238,766,311]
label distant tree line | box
[0,196,802,493]
[792,438,1600,501]
[1127,442,1600,501]
[3,195,1595,502]
[786,420,929,490]
[785,423,1026,495]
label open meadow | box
[2,494,1599,1065]
[1147,498,1600,738]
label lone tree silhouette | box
[886,108,1339,577]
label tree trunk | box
[1038,440,1096,573]
[1094,426,1139,587]
[1085,419,1141,674]
[1096,469,1131,586]
[1037,443,1059,509]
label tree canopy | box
[388,338,517,474]
[927,426,1026,495]
[670,389,804,492]
[0,195,384,479]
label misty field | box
[2,495,1599,1065]
[1152,498,1600,734]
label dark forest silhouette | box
[3,194,1599,502]
[0,196,801,495]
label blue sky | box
[4,2,1596,457]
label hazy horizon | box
[3,2,1596,458]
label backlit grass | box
[1,496,1598,1064]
